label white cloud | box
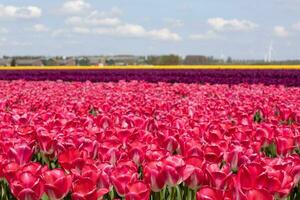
[274,26,289,37]
[64,6,180,41]
[51,29,76,38]
[62,0,90,14]
[66,16,121,26]
[73,27,90,34]
[0,5,42,19]
[106,7,123,17]
[90,7,122,18]
[164,18,184,28]
[65,8,123,26]
[51,29,68,37]
[113,24,146,37]
[65,16,82,25]
[189,30,219,40]
[96,24,182,41]
[207,17,258,32]
[73,23,181,41]
[32,24,50,32]
[87,17,120,26]
[0,37,7,43]
[0,37,7,46]
[0,28,8,34]
[148,28,182,41]
[11,41,32,46]
[292,22,300,31]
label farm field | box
[0,65,300,70]
[1,66,300,86]
[0,80,300,200]
[2,0,300,199]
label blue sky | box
[0,0,299,60]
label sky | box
[0,0,299,60]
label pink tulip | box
[196,186,223,200]
[125,181,150,200]
[203,145,223,163]
[3,162,20,184]
[7,143,33,165]
[58,148,85,171]
[144,161,167,192]
[244,189,273,200]
[1,81,300,200]
[10,172,44,200]
[183,157,205,190]
[128,145,145,166]
[162,155,186,186]
[111,166,139,196]
[36,127,56,155]
[291,165,300,185]
[0,153,6,177]
[275,136,294,156]
[42,169,72,200]
[71,163,99,185]
[163,136,179,154]
[72,177,108,200]
[96,116,112,130]
[237,163,264,190]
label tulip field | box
[1,78,300,200]
[1,66,300,86]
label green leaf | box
[253,110,263,123]
[295,148,300,155]
[261,143,277,158]
[89,106,98,116]
[41,194,49,200]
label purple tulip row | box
[0,69,299,86]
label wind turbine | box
[266,41,273,62]
[220,53,226,61]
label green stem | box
[192,190,196,200]
[109,191,114,200]
[160,190,163,200]
[0,179,15,200]
[187,189,196,200]
[187,189,191,200]
[175,185,182,200]
[171,187,175,200]
[162,187,167,199]
[168,186,173,200]
[183,185,188,200]
[41,153,50,167]
[155,192,161,200]
[168,186,177,200]
[0,181,6,200]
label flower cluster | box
[1,69,300,86]
[0,80,300,200]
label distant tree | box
[44,58,56,66]
[77,58,89,66]
[158,55,181,65]
[184,55,217,65]
[106,59,115,66]
[226,56,233,64]
[11,58,16,66]
[146,55,181,65]
[146,56,160,65]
